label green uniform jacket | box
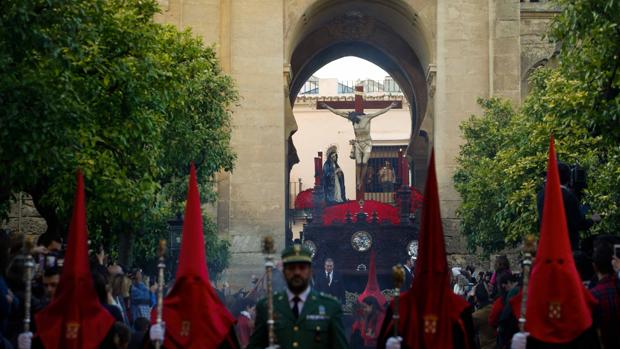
[248,289,348,349]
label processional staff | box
[391,264,406,337]
[23,237,35,333]
[155,239,167,349]
[518,235,537,332]
[261,236,278,348]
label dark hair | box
[494,255,510,273]
[133,317,151,332]
[592,241,614,275]
[496,271,516,299]
[558,162,570,186]
[110,273,126,297]
[573,251,594,282]
[92,271,109,304]
[474,282,490,307]
[361,296,383,327]
[43,266,61,278]
[113,322,131,346]
[497,272,518,287]
[37,232,62,248]
[362,296,380,309]
[0,229,10,277]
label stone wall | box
[435,0,491,255]
[1,193,47,241]
[520,1,561,99]
[2,0,559,289]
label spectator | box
[313,258,345,303]
[41,267,60,306]
[401,257,414,292]
[472,272,491,309]
[351,296,385,349]
[452,267,469,297]
[129,317,150,349]
[536,162,599,251]
[129,269,153,326]
[495,273,520,349]
[93,271,124,322]
[235,298,255,349]
[589,240,620,348]
[489,255,511,298]
[472,300,496,349]
[378,161,395,192]
[110,274,131,325]
[0,229,18,347]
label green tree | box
[549,0,620,142]
[454,0,620,254]
[0,0,236,275]
[455,71,617,255]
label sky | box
[312,56,389,81]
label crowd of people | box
[1,145,619,349]
[0,229,162,349]
[1,227,619,348]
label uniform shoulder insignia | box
[258,291,283,306]
[319,292,339,302]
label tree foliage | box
[0,0,236,275]
[455,0,620,254]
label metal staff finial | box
[392,264,405,337]
[261,235,278,348]
[262,235,276,255]
[154,239,167,349]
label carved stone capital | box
[426,64,437,98]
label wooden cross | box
[317,85,402,113]
[317,85,402,200]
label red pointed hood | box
[35,171,115,349]
[156,163,236,348]
[358,250,387,306]
[397,151,470,349]
[519,138,596,343]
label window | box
[300,78,319,95]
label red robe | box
[235,312,253,349]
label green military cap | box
[281,244,312,264]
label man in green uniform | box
[248,244,348,349]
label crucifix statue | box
[320,85,399,200]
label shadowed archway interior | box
[286,2,433,203]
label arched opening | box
[285,1,433,238]
[290,57,412,205]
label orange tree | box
[0,0,236,274]
[454,0,620,254]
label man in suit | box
[313,258,346,304]
[401,257,414,292]
[248,245,348,349]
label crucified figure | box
[321,101,397,194]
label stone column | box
[491,0,521,103]
[435,0,490,254]
[223,0,286,287]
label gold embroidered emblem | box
[548,302,562,319]
[66,322,80,339]
[181,321,191,336]
[423,315,438,334]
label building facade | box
[3,0,560,286]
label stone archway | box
[284,1,435,224]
